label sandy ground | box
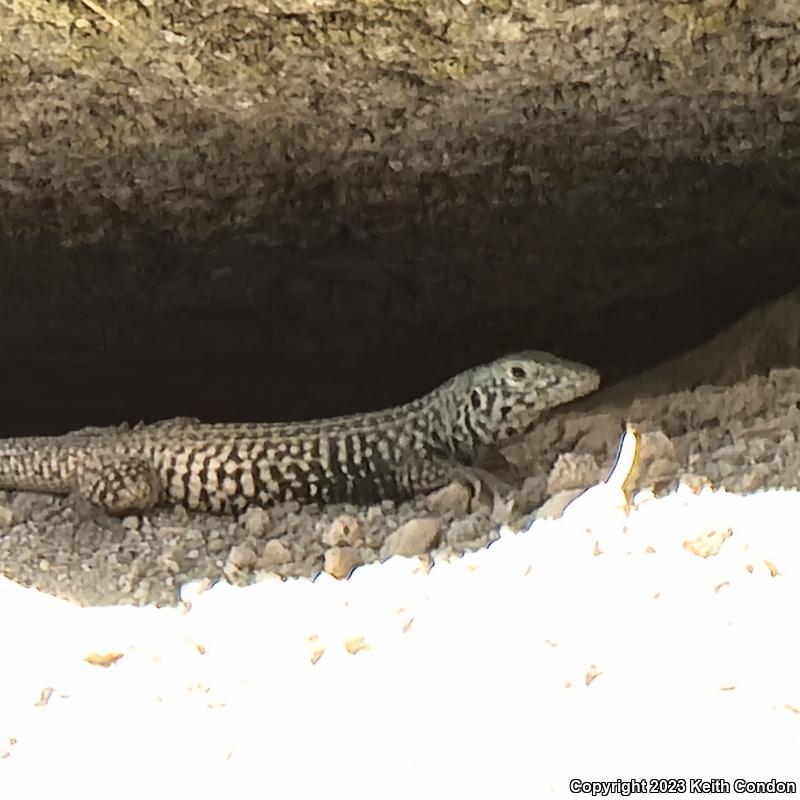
[1,476,799,798]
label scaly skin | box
[0,351,599,514]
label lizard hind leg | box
[75,456,162,515]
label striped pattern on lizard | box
[0,351,599,514]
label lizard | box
[0,351,599,515]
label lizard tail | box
[0,437,83,494]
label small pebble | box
[226,544,257,570]
[0,505,15,527]
[535,489,584,520]
[384,517,441,557]
[323,546,361,579]
[446,518,483,546]
[322,515,363,546]
[426,482,470,517]
[546,453,601,495]
[257,539,292,568]
[239,507,271,538]
[366,505,384,522]
[161,546,186,573]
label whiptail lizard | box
[0,351,599,514]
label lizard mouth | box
[569,369,601,396]
[522,378,599,434]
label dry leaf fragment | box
[764,560,780,577]
[344,636,368,655]
[585,664,602,686]
[35,687,55,706]
[683,528,731,558]
[84,651,124,668]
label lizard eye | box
[509,365,527,380]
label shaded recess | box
[1,0,799,435]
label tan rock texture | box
[1,0,799,245]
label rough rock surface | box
[2,0,799,246]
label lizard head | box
[447,351,600,454]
